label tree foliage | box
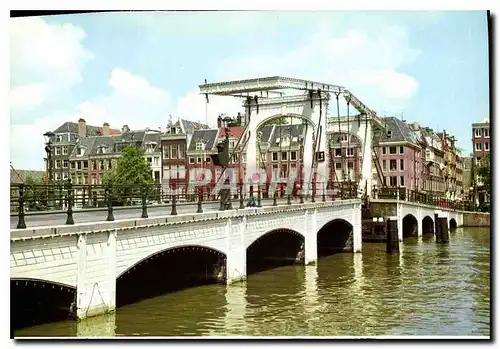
[103,146,157,204]
[23,175,48,210]
[261,116,290,127]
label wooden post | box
[434,211,442,243]
[386,217,399,253]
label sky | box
[10,10,489,170]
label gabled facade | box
[161,116,209,196]
[375,117,422,191]
[47,119,119,184]
[471,117,490,205]
[185,129,219,194]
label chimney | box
[103,122,110,136]
[78,118,86,138]
[121,125,129,134]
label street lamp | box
[44,131,55,209]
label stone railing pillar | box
[304,209,318,265]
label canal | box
[14,227,490,337]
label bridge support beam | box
[352,203,362,253]
[76,231,117,320]
[304,209,318,264]
[226,217,246,284]
[416,207,423,239]
[396,203,403,242]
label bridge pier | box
[304,210,318,264]
[225,217,246,284]
[76,231,116,320]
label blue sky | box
[10,11,489,170]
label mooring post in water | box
[434,211,442,243]
[386,216,399,253]
[438,211,449,244]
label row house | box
[258,123,307,194]
[161,117,209,196]
[185,128,219,194]
[214,123,246,187]
[412,125,446,195]
[376,117,422,191]
[437,130,462,200]
[328,131,362,189]
[69,126,159,204]
[48,119,119,184]
[471,117,490,205]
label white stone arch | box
[401,213,419,238]
[316,217,355,252]
[245,92,329,198]
[116,243,227,279]
[245,227,305,251]
[255,113,318,132]
[10,277,76,290]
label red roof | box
[95,126,121,136]
[218,126,244,139]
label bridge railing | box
[373,187,477,212]
[10,181,359,229]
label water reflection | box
[219,283,247,336]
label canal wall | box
[462,212,490,227]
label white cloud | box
[213,24,421,113]
[10,17,93,113]
[175,90,245,128]
[10,68,173,170]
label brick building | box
[376,117,423,191]
[161,117,209,197]
[47,119,119,184]
[471,117,490,205]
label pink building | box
[375,117,422,191]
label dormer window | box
[341,134,348,142]
[275,137,281,144]
[170,127,177,135]
[387,130,392,138]
[292,136,298,143]
[77,147,85,156]
[196,142,204,151]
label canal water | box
[15,227,490,337]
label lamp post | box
[44,131,55,209]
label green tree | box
[104,146,156,205]
[476,153,491,196]
[261,116,290,127]
[24,175,48,210]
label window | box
[387,130,392,138]
[475,142,483,151]
[189,157,195,164]
[55,135,62,142]
[62,146,68,155]
[382,160,387,171]
[179,144,185,159]
[347,162,354,180]
[55,160,61,169]
[382,147,386,155]
[400,159,404,171]
[485,142,489,151]
[348,148,354,156]
[272,152,278,161]
[335,162,341,169]
[281,152,287,161]
[63,160,68,168]
[163,145,170,159]
[170,127,177,134]
[390,159,397,171]
[197,157,202,163]
[399,146,404,154]
[55,173,61,181]
[341,134,348,142]
[83,160,88,169]
[484,128,489,138]
[400,176,405,187]
[77,161,82,170]
[390,176,397,187]
[291,151,297,160]
[196,142,204,151]
[100,161,105,170]
[389,146,397,154]
[230,141,235,148]
[71,161,75,169]
[206,157,211,163]
[474,128,482,138]
[108,160,112,169]
[335,148,342,157]
[171,145,178,159]
[63,173,68,180]
[147,157,152,164]
[55,147,61,155]
[78,148,85,156]
[92,174,97,185]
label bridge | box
[11,191,471,326]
